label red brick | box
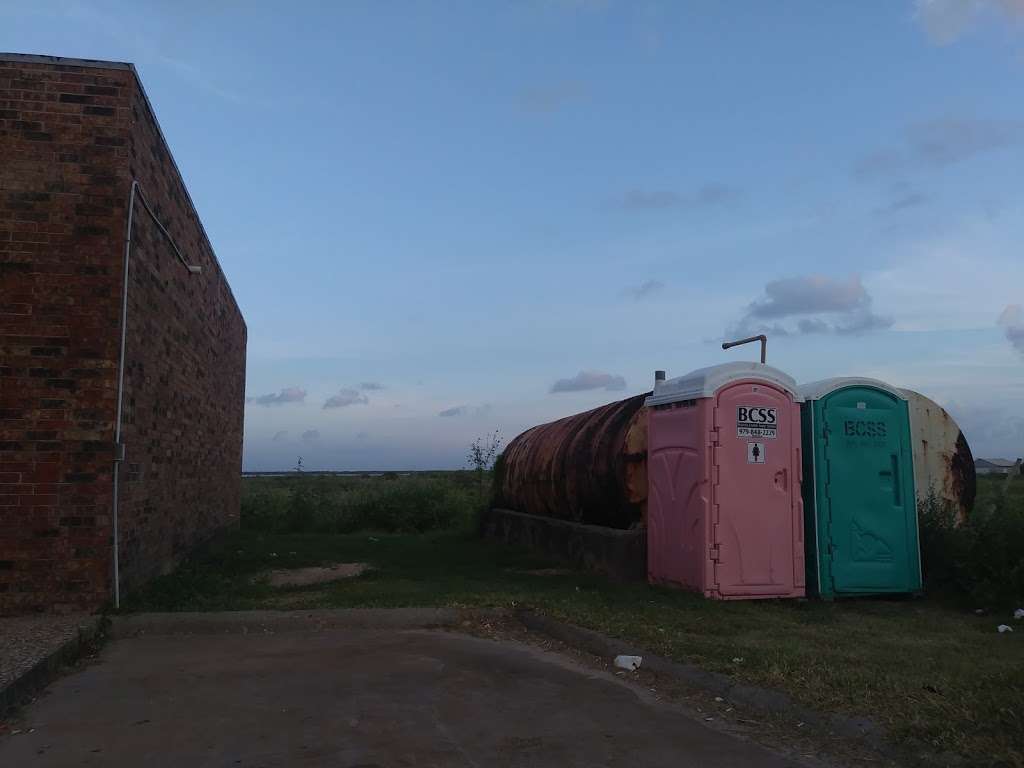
[0,55,244,615]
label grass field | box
[977,471,1024,509]
[122,472,1024,766]
[239,470,486,534]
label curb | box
[0,615,105,718]
[515,610,887,751]
[110,607,506,638]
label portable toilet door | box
[799,378,921,598]
[646,362,805,600]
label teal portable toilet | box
[798,378,921,598]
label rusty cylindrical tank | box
[902,389,976,524]
[493,393,649,529]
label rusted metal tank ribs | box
[902,389,976,524]
[494,383,975,533]
[494,393,649,530]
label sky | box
[3,0,1024,469]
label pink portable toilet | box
[646,361,805,599]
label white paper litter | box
[1014,608,1023,620]
[997,624,1014,633]
[614,655,642,671]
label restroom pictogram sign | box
[747,442,765,464]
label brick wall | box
[0,55,245,614]
[115,76,247,593]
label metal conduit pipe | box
[721,334,768,364]
[112,180,203,608]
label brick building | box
[0,53,246,614]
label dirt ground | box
[262,563,371,587]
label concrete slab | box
[0,628,800,767]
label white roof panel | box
[977,458,1018,468]
[798,377,906,402]
[645,362,800,406]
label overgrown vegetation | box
[241,472,481,534]
[920,474,1024,608]
[467,430,502,510]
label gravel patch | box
[0,614,97,693]
[261,563,371,587]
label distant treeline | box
[242,470,459,477]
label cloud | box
[552,0,612,9]
[796,318,831,334]
[874,188,929,216]
[998,304,1024,356]
[250,387,306,406]
[272,430,289,442]
[1004,325,1024,356]
[745,275,869,319]
[619,190,679,210]
[622,279,665,301]
[833,312,896,335]
[730,275,893,337]
[998,305,1023,325]
[324,388,370,409]
[914,119,1024,166]
[692,183,743,207]
[359,381,385,391]
[301,429,320,442]
[914,0,1024,45]
[56,2,250,104]
[946,400,1024,459]
[438,403,493,418]
[855,150,904,180]
[616,183,742,212]
[550,370,627,393]
[156,53,248,105]
[856,119,1024,179]
[519,81,586,113]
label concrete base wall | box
[481,508,646,582]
